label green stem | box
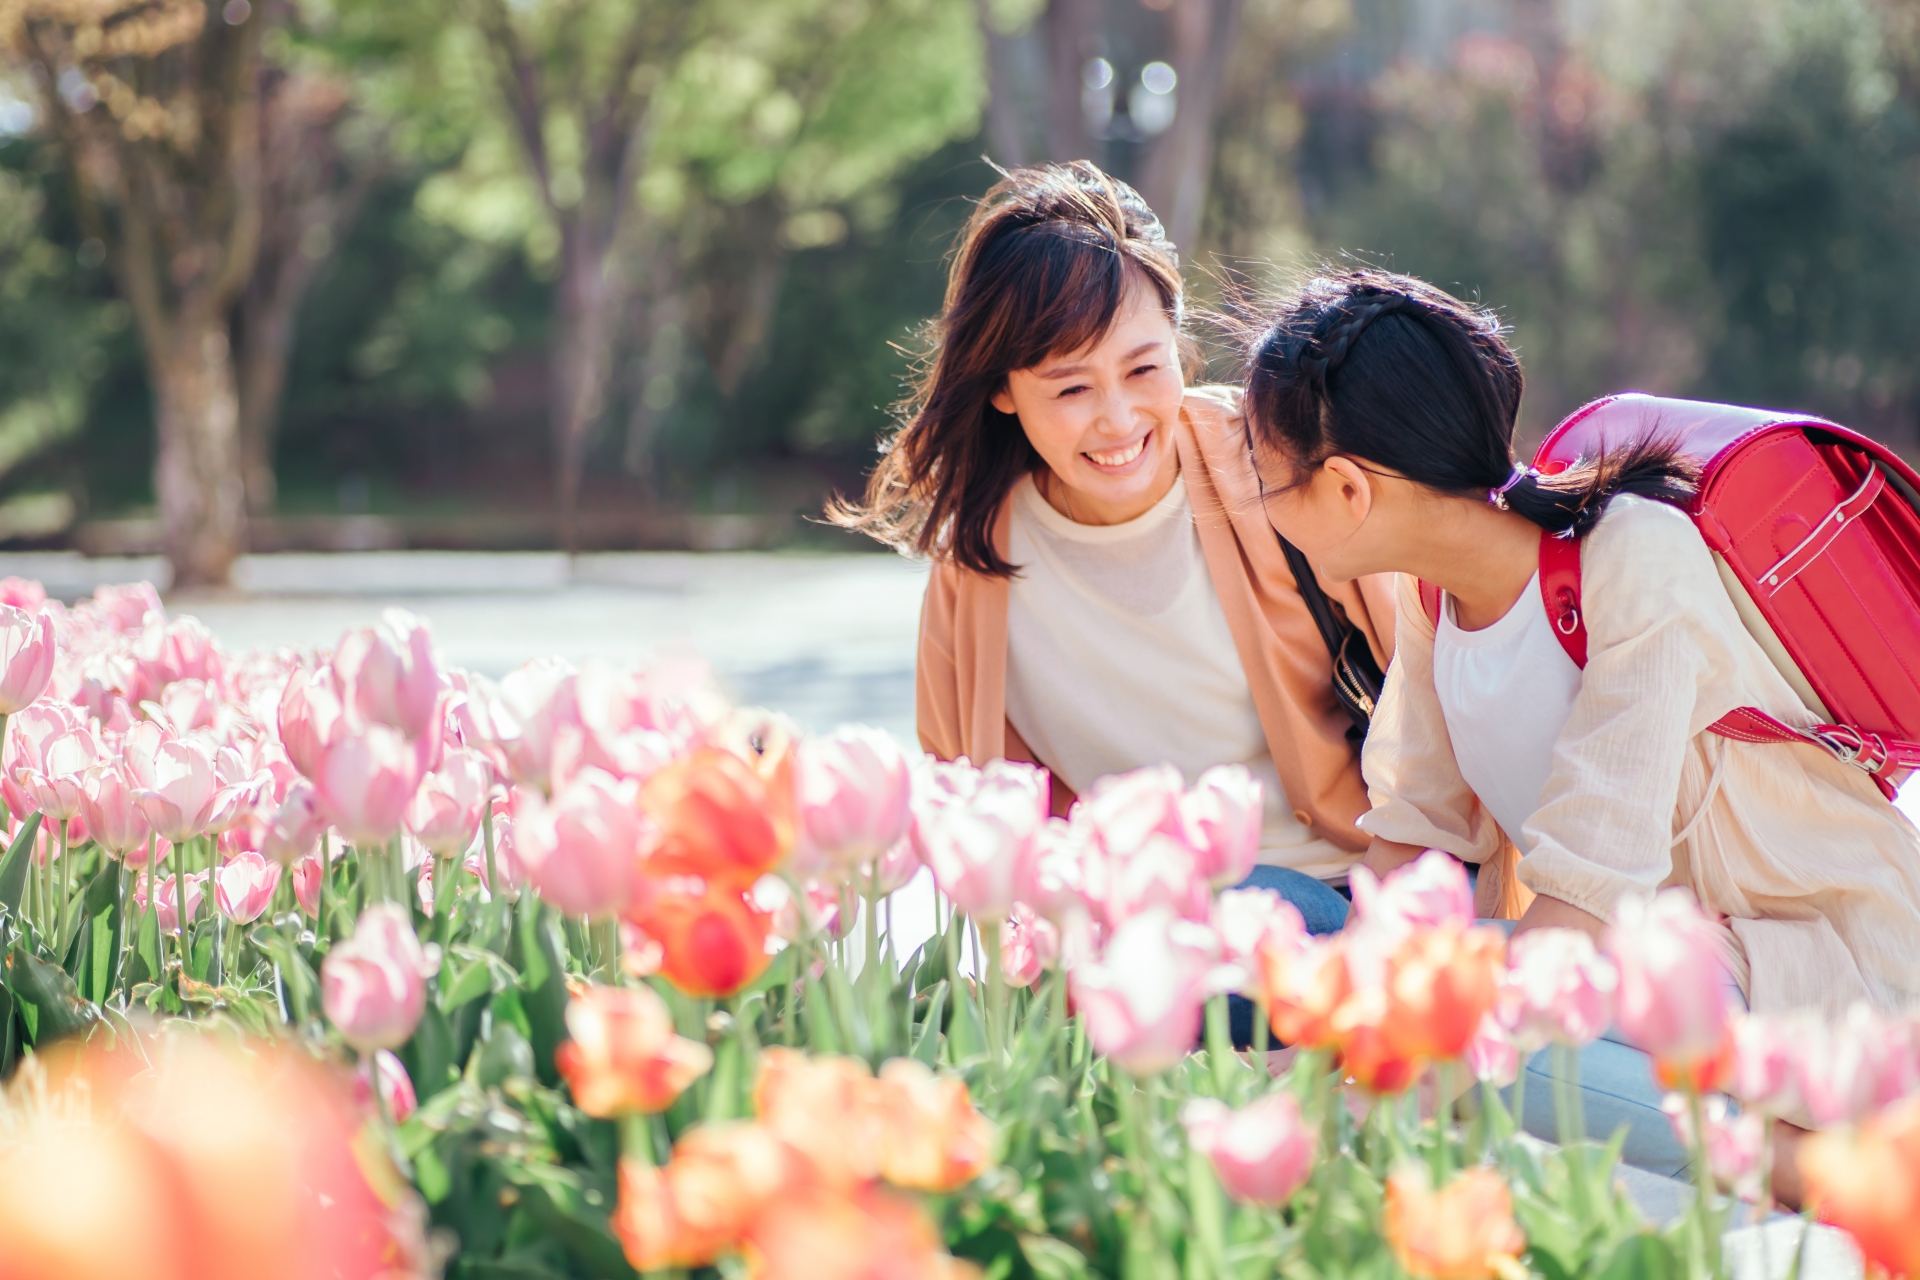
[55,819,69,952]
[1436,1061,1456,1183]
[1051,967,1069,1079]
[982,918,1005,1071]
[317,833,331,942]
[1684,1086,1722,1280]
[1204,994,1234,1099]
[171,851,188,987]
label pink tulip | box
[1213,888,1307,980]
[791,726,913,876]
[1002,902,1060,987]
[277,665,349,781]
[1662,1093,1765,1200]
[1795,1003,1920,1126]
[405,746,492,857]
[293,854,325,916]
[201,764,271,837]
[89,581,163,634]
[153,678,219,733]
[357,1048,418,1122]
[1180,764,1264,888]
[20,724,99,821]
[1499,927,1619,1051]
[863,837,921,897]
[311,722,426,846]
[1077,764,1187,857]
[484,658,580,793]
[0,605,54,714]
[803,879,854,940]
[464,796,526,896]
[1016,816,1101,922]
[914,759,1047,918]
[134,738,223,841]
[1606,891,1737,1085]
[262,777,328,865]
[551,657,707,787]
[1069,907,1218,1075]
[332,610,444,742]
[321,902,436,1052]
[1098,833,1211,930]
[80,761,151,857]
[137,870,206,935]
[0,577,46,611]
[142,615,219,685]
[214,849,281,925]
[1727,1013,1806,1116]
[1180,1092,1314,1206]
[1350,849,1475,937]
[1465,1013,1522,1088]
[512,770,643,916]
[6,700,84,781]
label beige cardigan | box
[915,385,1399,856]
[1361,494,1920,1020]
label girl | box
[1240,268,1920,1190]
[836,163,1397,956]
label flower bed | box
[0,579,1911,1279]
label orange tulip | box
[1261,936,1352,1050]
[872,1058,998,1193]
[611,1123,808,1271]
[555,983,714,1118]
[745,1182,979,1280]
[641,747,793,889]
[1334,997,1428,1094]
[1800,1095,1920,1277]
[0,1036,428,1280]
[753,1048,885,1187]
[632,879,775,997]
[1383,1166,1527,1280]
[1385,923,1506,1061]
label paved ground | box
[0,550,931,745]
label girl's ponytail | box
[1240,270,1698,536]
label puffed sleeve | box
[1356,573,1507,864]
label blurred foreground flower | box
[1606,891,1735,1090]
[1070,907,1217,1076]
[0,1034,430,1280]
[1181,1093,1313,1206]
[0,602,54,713]
[1800,1093,1920,1276]
[555,983,713,1117]
[1383,1165,1527,1280]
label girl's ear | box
[990,386,1016,416]
[1321,455,1376,525]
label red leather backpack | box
[1420,393,1920,798]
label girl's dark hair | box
[830,161,1187,577]
[1241,269,1697,538]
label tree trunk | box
[1137,0,1245,255]
[975,0,1031,167]
[1044,0,1101,163]
[151,313,247,587]
[236,276,299,515]
[550,221,619,553]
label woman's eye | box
[1130,364,1158,378]
[1057,384,1089,398]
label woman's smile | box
[1083,431,1151,473]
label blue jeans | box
[1226,865,1349,1048]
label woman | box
[1239,267,1920,1189]
[835,161,1397,956]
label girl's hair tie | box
[1489,462,1534,510]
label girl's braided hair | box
[1242,269,1696,538]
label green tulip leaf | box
[0,813,43,919]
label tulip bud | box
[1350,849,1475,941]
[215,850,281,925]
[1799,1094,1920,1277]
[80,761,149,857]
[262,778,328,866]
[1180,763,1264,888]
[791,726,912,876]
[357,1048,418,1123]
[0,605,54,714]
[405,746,492,858]
[1001,902,1059,988]
[914,759,1046,919]
[515,770,644,917]
[1383,1166,1526,1280]
[1181,1093,1314,1206]
[321,903,436,1052]
[641,747,793,890]
[134,738,222,841]
[630,880,774,999]
[1499,927,1619,1052]
[1070,908,1216,1076]
[555,984,714,1117]
[1662,1092,1764,1200]
[1606,890,1737,1090]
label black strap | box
[1277,533,1384,742]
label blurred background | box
[0,0,1914,589]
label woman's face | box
[991,275,1184,525]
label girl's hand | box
[1511,892,1607,942]
[1357,837,1427,880]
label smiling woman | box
[832,164,1405,997]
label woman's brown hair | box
[831,161,1186,577]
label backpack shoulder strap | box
[1416,580,1442,629]
[1537,529,1589,668]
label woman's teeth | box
[1086,437,1147,468]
